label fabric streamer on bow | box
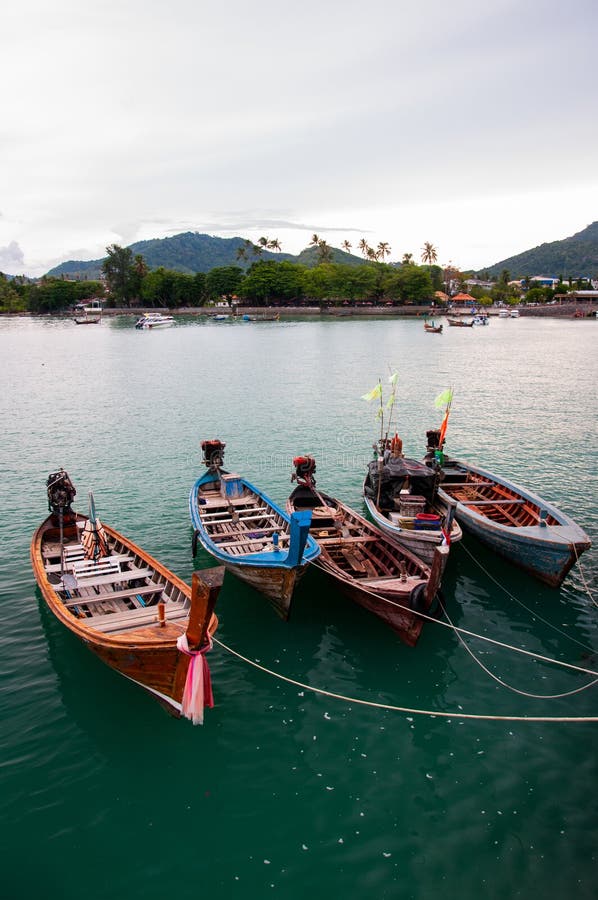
[176,632,214,725]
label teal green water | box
[1,315,596,899]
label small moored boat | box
[189,441,320,619]
[135,313,175,329]
[447,317,474,327]
[363,438,461,568]
[31,470,222,723]
[74,299,102,324]
[288,456,447,646]
[424,321,443,333]
[423,429,592,587]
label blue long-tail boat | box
[189,440,320,618]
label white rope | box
[439,597,598,700]
[310,560,598,678]
[212,636,598,723]
[459,542,596,653]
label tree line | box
[0,240,584,313]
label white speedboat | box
[135,313,175,329]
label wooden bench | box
[58,566,152,590]
[45,554,130,574]
[63,583,164,609]
[90,602,190,634]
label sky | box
[2,0,598,277]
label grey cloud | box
[0,240,25,273]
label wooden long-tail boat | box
[189,441,321,619]
[447,317,474,327]
[424,321,443,333]
[423,429,592,587]
[31,470,223,723]
[363,439,462,568]
[288,457,447,646]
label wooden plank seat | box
[58,566,152,590]
[63,583,165,608]
[45,553,131,574]
[212,535,290,550]
[202,512,278,526]
[461,499,526,506]
[318,535,378,545]
[90,602,190,634]
[211,525,283,539]
[200,506,269,519]
[442,480,494,487]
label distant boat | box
[189,440,320,619]
[242,313,280,322]
[472,314,490,325]
[424,321,443,333]
[31,470,222,723]
[211,314,230,321]
[74,299,102,324]
[423,430,591,587]
[510,309,520,318]
[288,456,447,646]
[135,313,175,329]
[498,309,510,318]
[447,317,474,327]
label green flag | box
[362,383,382,402]
[434,388,453,409]
[388,371,398,387]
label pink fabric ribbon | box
[176,633,214,725]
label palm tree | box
[316,240,333,264]
[402,252,413,265]
[366,246,377,261]
[310,234,320,248]
[341,240,352,254]
[421,242,438,268]
[236,245,248,261]
[268,238,282,252]
[258,236,269,249]
[377,241,391,262]
[358,238,369,258]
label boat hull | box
[31,517,219,716]
[190,467,319,618]
[363,494,460,568]
[288,487,447,646]
[436,459,591,587]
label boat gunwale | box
[31,515,216,650]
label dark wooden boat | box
[190,441,320,619]
[424,430,592,587]
[363,442,462,567]
[447,317,474,327]
[424,321,443,333]
[288,457,447,646]
[31,470,222,723]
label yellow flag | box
[434,388,453,409]
[362,383,382,402]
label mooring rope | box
[459,541,596,653]
[309,560,598,678]
[439,596,598,699]
[212,636,598,723]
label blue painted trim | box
[189,471,320,570]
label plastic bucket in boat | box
[414,513,441,531]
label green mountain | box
[46,232,365,279]
[481,222,598,278]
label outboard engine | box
[202,439,225,468]
[292,455,317,484]
[46,469,77,526]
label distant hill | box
[481,221,598,278]
[46,232,366,279]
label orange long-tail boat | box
[31,470,223,723]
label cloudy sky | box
[2,0,597,276]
